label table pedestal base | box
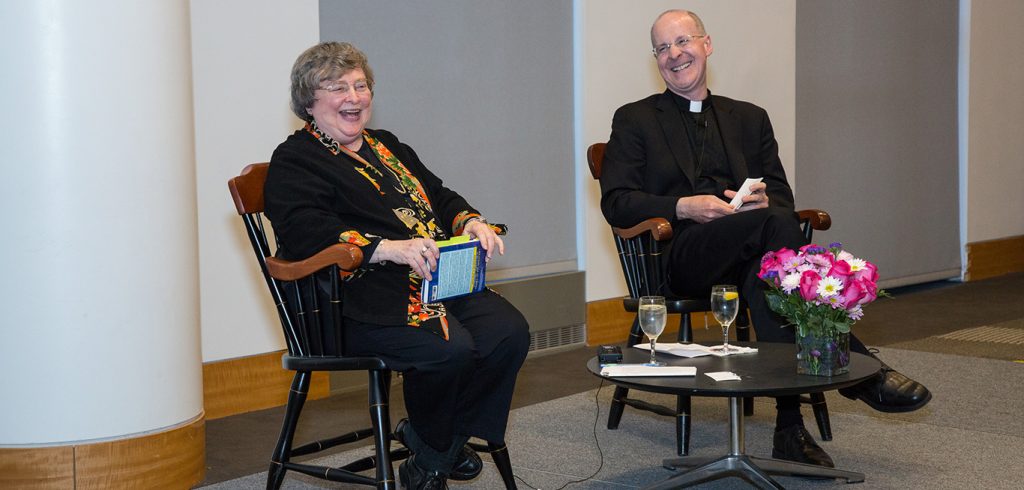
[645,397,864,489]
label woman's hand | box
[463,219,504,261]
[370,238,439,281]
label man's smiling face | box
[651,12,713,100]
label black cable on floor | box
[512,379,607,490]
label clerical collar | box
[668,90,713,113]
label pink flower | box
[854,261,878,283]
[841,278,868,306]
[798,244,835,269]
[776,248,799,270]
[759,251,784,285]
[799,270,821,302]
[760,244,885,327]
[858,280,878,305]
[828,260,852,279]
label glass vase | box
[795,329,850,376]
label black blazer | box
[600,91,795,230]
[265,127,481,326]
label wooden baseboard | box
[203,350,329,420]
[0,416,204,489]
[966,235,1024,281]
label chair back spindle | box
[228,163,360,359]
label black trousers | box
[343,289,530,453]
[668,207,869,354]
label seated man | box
[599,9,931,467]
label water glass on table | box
[639,295,667,366]
[709,285,740,353]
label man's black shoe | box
[772,425,834,468]
[838,366,932,413]
[448,444,483,481]
[399,455,449,490]
[394,419,481,481]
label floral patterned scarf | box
[305,121,451,339]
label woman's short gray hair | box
[289,42,375,122]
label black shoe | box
[448,444,483,481]
[772,425,834,468]
[394,419,481,481]
[399,455,448,490]
[393,418,412,447]
[838,365,932,413]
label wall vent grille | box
[529,324,585,352]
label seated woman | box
[265,41,530,490]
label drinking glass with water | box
[639,296,667,366]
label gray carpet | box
[199,347,1024,489]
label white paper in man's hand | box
[729,177,763,210]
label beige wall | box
[964,0,1024,243]
[192,0,319,362]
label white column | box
[0,0,201,444]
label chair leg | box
[678,310,693,343]
[368,369,397,489]
[267,371,310,490]
[809,392,833,441]
[735,310,751,342]
[743,397,755,417]
[487,441,518,490]
[676,395,691,456]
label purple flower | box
[829,242,843,249]
[826,341,837,352]
[810,349,822,358]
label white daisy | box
[816,276,844,297]
[847,258,867,272]
[781,272,801,293]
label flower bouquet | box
[757,242,887,376]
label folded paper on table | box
[420,236,486,303]
[600,364,697,377]
[706,371,742,381]
[634,342,759,358]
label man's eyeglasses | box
[652,35,707,58]
[318,79,371,95]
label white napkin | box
[705,371,742,381]
[600,364,697,377]
[634,343,758,358]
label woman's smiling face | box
[306,68,373,150]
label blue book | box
[420,236,487,303]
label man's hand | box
[676,195,735,223]
[724,182,770,211]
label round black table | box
[586,342,880,489]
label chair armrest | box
[265,243,364,281]
[612,217,674,241]
[796,209,832,231]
